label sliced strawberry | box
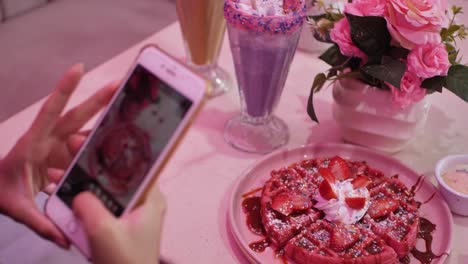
[271,192,311,216]
[319,180,338,200]
[345,197,367,210]
[352,175,372,189]
[271,192,293,216]
[367,197,399,219]
[329,225,360,251]
[318,167,336,183]
[290,194,312,211]
[329,156,351,180]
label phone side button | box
[66,220,78,234]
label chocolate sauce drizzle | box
[249,238,271,252]
[415,192,437,209]
[242,187,262,199]
[403,175,447,263]
[399,255,411,264]
[410,175,426,196]
[241,196,265,236]
[242,195,288,262]
[409,217,448,264]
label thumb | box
[142,184,166,217]
[72,192,115,239]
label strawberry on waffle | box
[254,156,421,263]
[261,165,321,247]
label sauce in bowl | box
[442,165,468,194]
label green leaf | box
[421,76,446,93]
[446,43,458,64]
[360,57,406,88]
[309,14,331,22]
[330,13,345,21]
[366,55,382,65]
[359,71,384,88]
[312,73,327,92]
[458,26,468,39]
[425,89,438,95]
[313,21,334,43]
[446,65,468,102]
[327,69,338,78]
[309,13,344,23]
[346,13,391,57]
[348,57,363,70]
[441,28,449,42]
[389,47,410,60]
[448,25,461,35]
[452,5,462,15]
[307,84,319,123]
[331,71,362,81]
[319,45,349,67]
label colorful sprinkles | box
[224,0,306,35]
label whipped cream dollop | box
[237,0,286,16]
[314,179,370,225]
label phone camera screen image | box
[57,65,192,216]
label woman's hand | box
[73,184,166,264]
[0,64,118,248]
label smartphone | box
[46,46,206,258]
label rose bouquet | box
[307,0,468,122]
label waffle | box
[258,156,419,263]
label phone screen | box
[57,65,192,216]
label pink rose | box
[386,0,449,49]
[330,18,367,61]
[407,43,450,78]
[344,0,387,17]
[387,71,426,108]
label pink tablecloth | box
[0,22,467,264]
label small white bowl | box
[435,154,468,216]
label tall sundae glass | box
[224,0,306,153]
[176,0,232,97]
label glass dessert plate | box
[228,143,453,264]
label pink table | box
[1,22,468,263]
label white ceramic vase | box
[332,78,430,153]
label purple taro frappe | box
[224,0,306,154]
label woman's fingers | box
[47,130,90,169]
[43,183,57,195]
[7,201,70,249]
[54,80,119,138]
[47,168,64,185]
[30,64,84,140]
[78,129,92,137]
[73,192,116,241]
[140,184,166,256]
[66,133,87,157]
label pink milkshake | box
[224,0,306,153]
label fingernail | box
[57,237,70,249]
[110,79,121,88]
[62,241,71,250]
